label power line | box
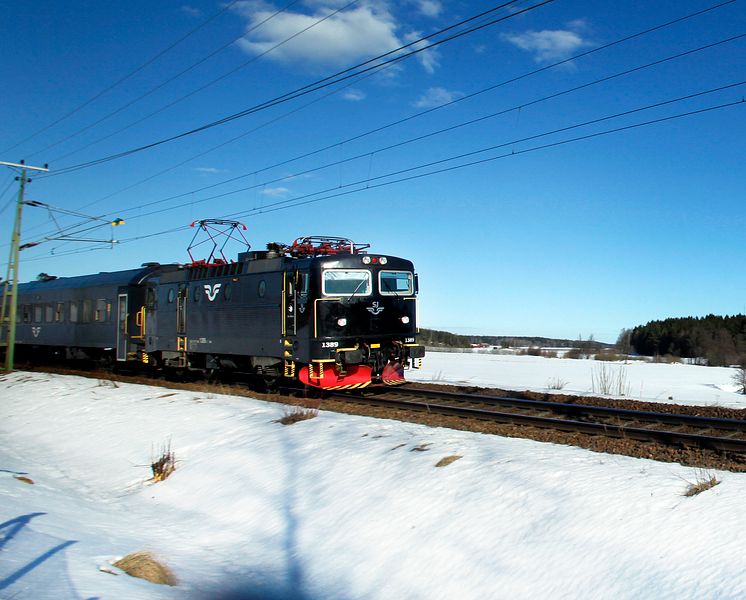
[13,1,740,249]
[34,0,319,161]
[2,1,243,155]
[74,30,746,227]
[0,177,17,217]
[223,100,746,221]
[78,58,390,210]
[102,96,742,248]
[43,0,548,176]
[19,82,743,258]
[42,0,737,217]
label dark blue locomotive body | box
[10,238,425,389]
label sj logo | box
[203,283,222,301]
[366,301,384,315]
[31,326,42,338]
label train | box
[5,233,425,390]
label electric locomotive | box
[8,235,425,390]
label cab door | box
[283,271,296,336]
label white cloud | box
[502,25,591,63]
[417,0,442,18]
[233,1,442,74]
[260,186,290,197]
[342,88,366,101]
[404,31,439,74]
[194,167,226,174]
[181,5,202,18]
[413,86,463,108]
[234,3,402,69]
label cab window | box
[322,269,371,296]
[379,271,413,296]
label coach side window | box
[95,299,107,322]
[45,303,54,323]
[22,305,31,323]
[55,302,65,322]
[82,300,92,322]
[34,305,43,323]
[70,301,78,322]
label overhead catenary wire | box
[42,0,549,177]
[48,28,746,234]
[0,177,17,217]
[18,83,744,259]
[37,0,331,162]
[17,21,744,249]
[171,86,746,222]
[42,0,738,218]
[86,98,746,250]
[11,1,740,253]
[2,0,243,156]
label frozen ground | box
[2,355,746,599]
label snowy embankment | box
[2,357,746,599]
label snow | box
[2,355,746,599]
[409,351,746,408]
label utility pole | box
[0,160,49,372]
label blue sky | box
[1,0,745,342]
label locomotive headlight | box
[379,257,388,265]
[401,316,410,324]
[337,318,348,327]
[362,256,372,264]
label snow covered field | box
[410,351,746,408]
[2,355,746,599]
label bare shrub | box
[654,354,680,364]
[683,471,721,497]
[151,440,176,482]
[564,348,582,360]
[278,406,318,425]
[435,455,462,467]
[594,352,625,362]
[113,551,177,586]
[541,350,558,359]
[547,377,568,390]
[592,364,630,396]
[732,364,746,395]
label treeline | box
[418,328,608,350]
[418,328,471,348]
[629,315,746,366]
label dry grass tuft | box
[14,475,34,484]
[684,471,721,497]
[435,455,462,468]
[278,406,318,425]
[151,440,176,482]
[113,551,177,586]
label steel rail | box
[388,387,746,432]
[335,388,746,453]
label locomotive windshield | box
[379,271,413,295]
[322,269,371,296]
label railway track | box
[332,386,746,455]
